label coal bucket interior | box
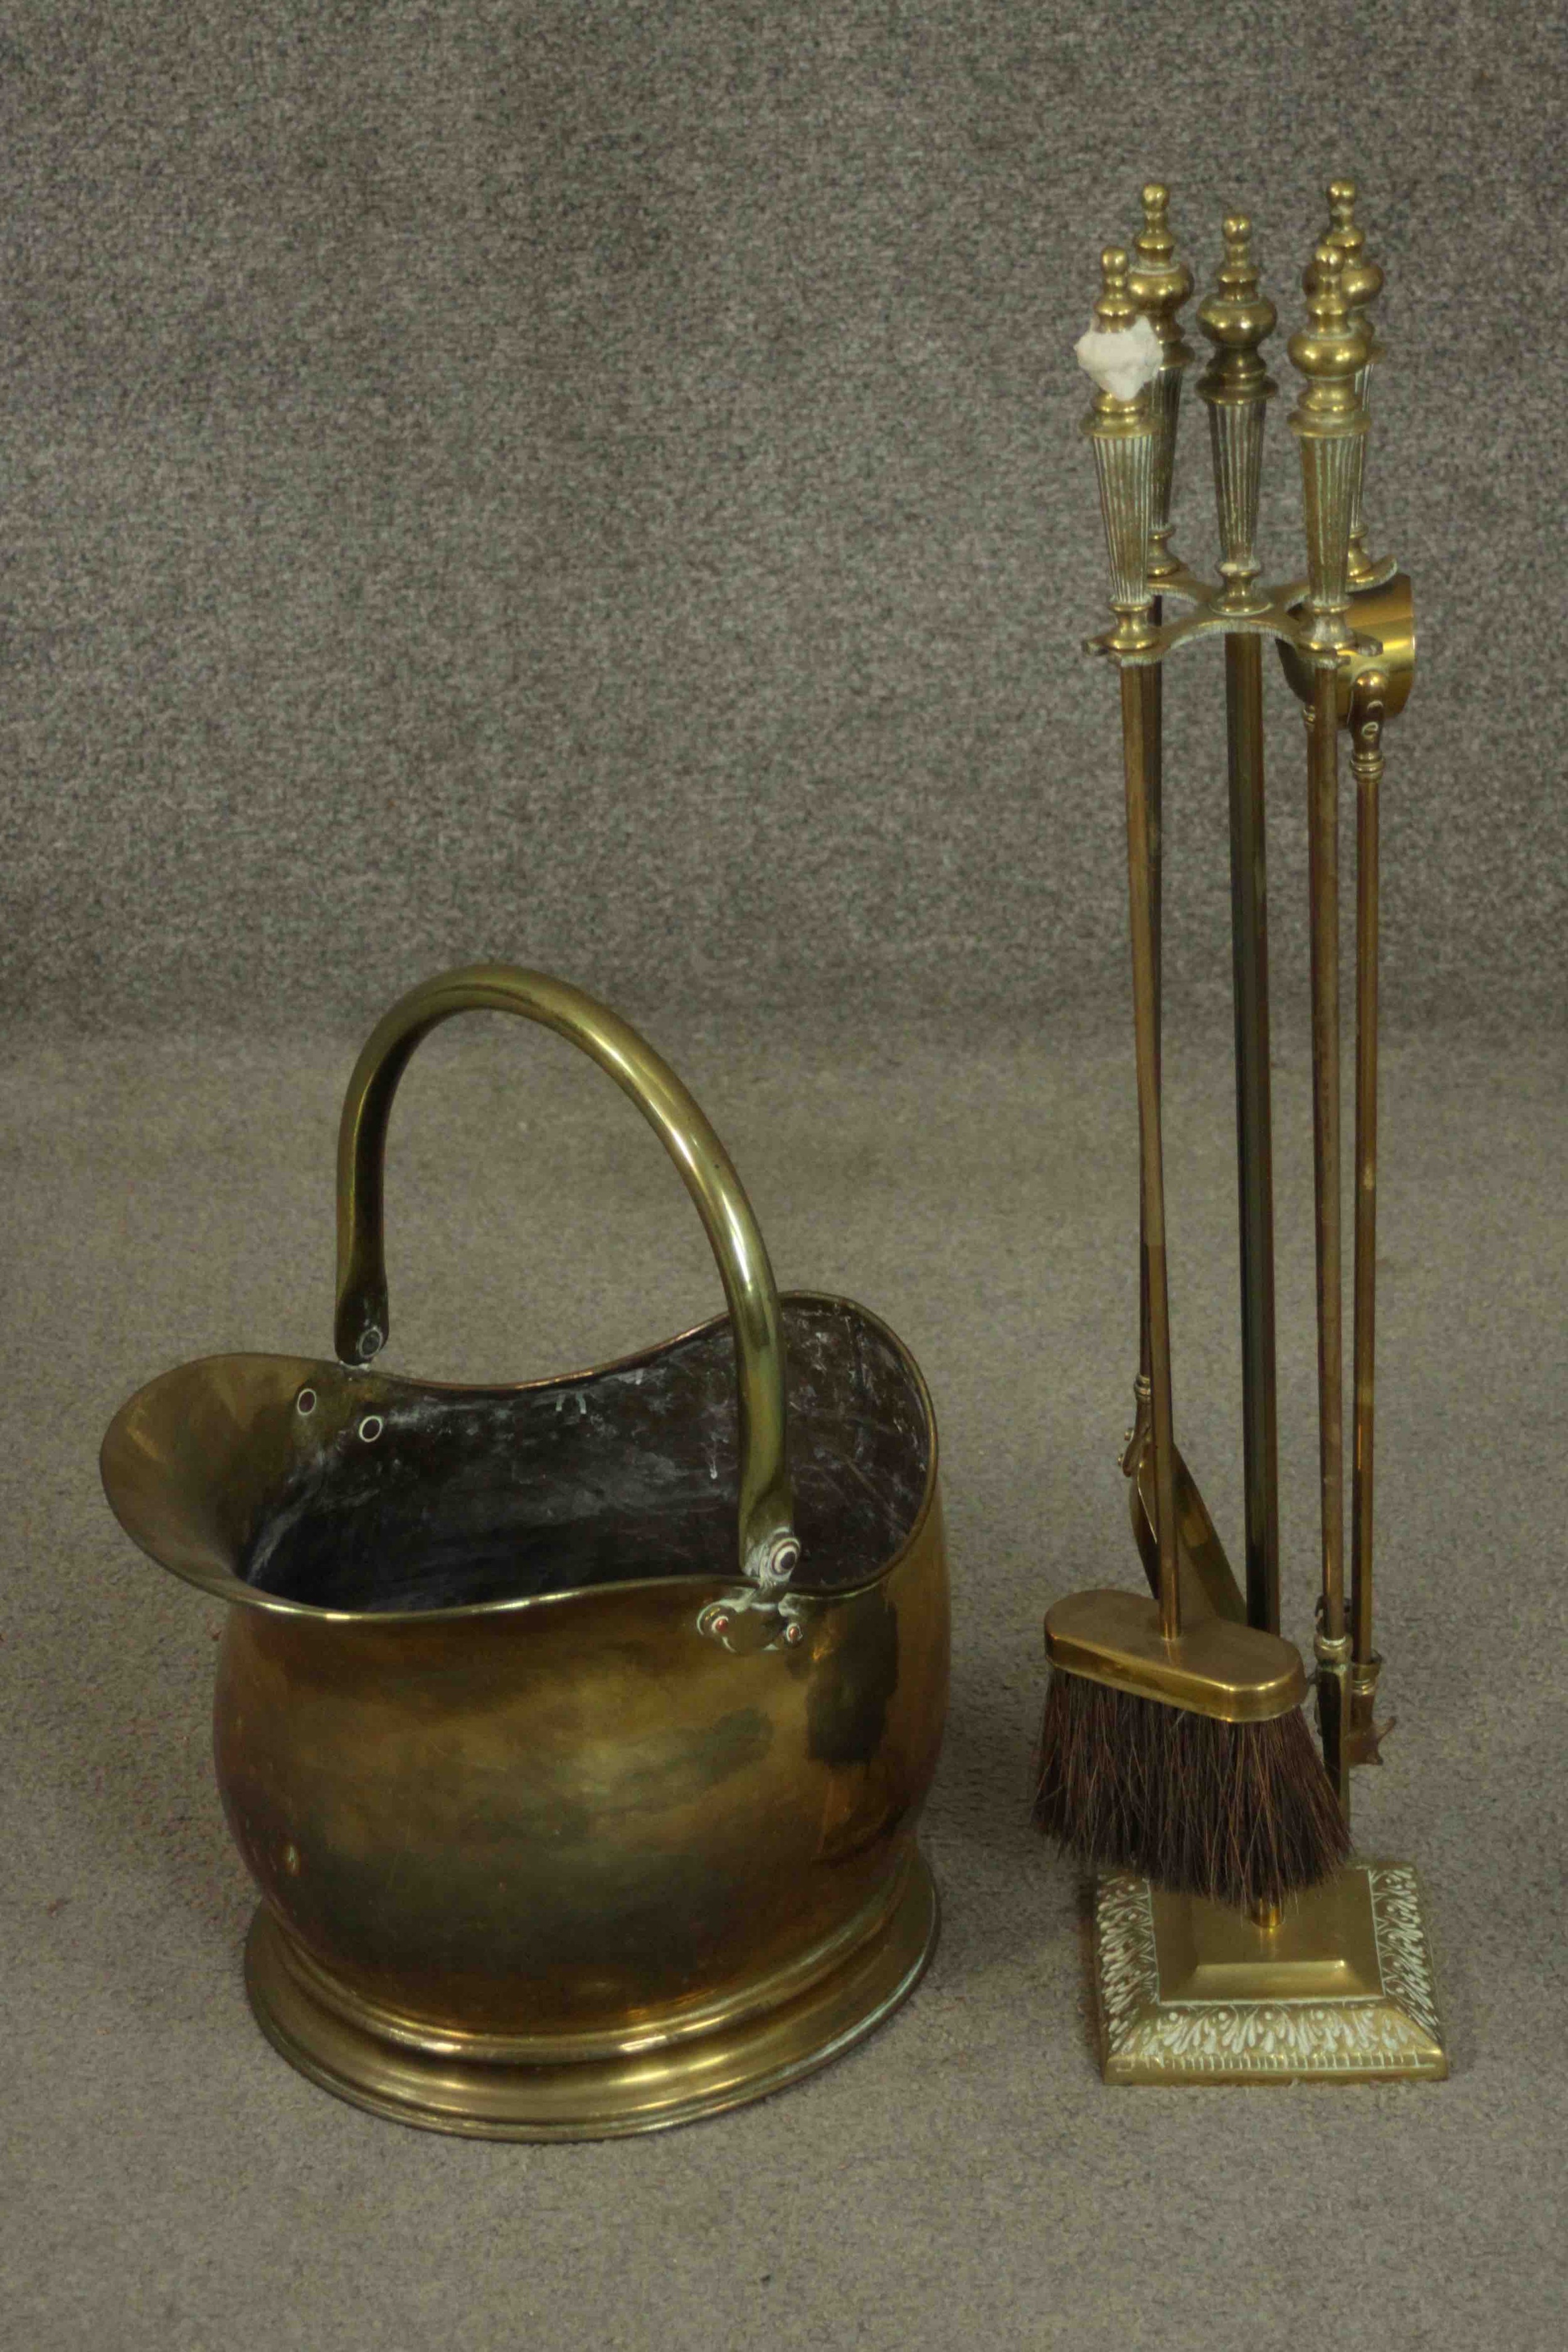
[241,1299,931,1616]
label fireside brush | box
[1034,246,1348,1916]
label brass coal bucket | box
[100,967,948,2138]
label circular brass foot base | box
[243,1854,940,2139]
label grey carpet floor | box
[3,1015,1562,2350]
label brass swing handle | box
[334,963,798,1591]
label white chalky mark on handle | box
[1074,314,1162,401]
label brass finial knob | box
[1307,238,1346,326]
[1136,183,1174,267]
[1222,213,1255,277]
[1198,215,1276,359]
[1127,182,1194,344]
[1328,177,1383,319]
[1094,245,1138,334]
[1306,181,1382,315]
[1124,186,1193,583]
[1291,240,1367,404]
[1297,245,1363,428]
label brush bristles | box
[1034,1670,1350,1912]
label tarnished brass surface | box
[1196,215,1277,618]
[1291,249,1367,1809]
[1122,196,1242,1646]
[1130,1448,1246,1624]
[100,968,949,2136]
[1198,218,1283,1637]
[1096,1867,1447,2084]
[1118,657,1180,1639]
[101,1308,948,2131]
[1082,248,1160,656]
[1073,222,1322,1730]
[1224,629,1282,1635]
[1322,181,1385,589]
[1063,193,1434,2090]
[1043,1590,1305,1723]
[1276,569,1415,722]
[1126,183,1193,584]
[1288,241,1369,655]
[1080,247,1181,1626]
[1350,674,1387,1680]
[1347,1653,1394,1766]
[208,1466,946,2042]
[245,1850,939,2140]
[1305,680,1347,1660]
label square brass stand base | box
[1094,1864,1448,2084]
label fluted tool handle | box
[1320,181,1384,588]
[1289,241,1369,653]
[1127,183,1194,584]
[1078,246,1160,654]
[1197,215,1277,615]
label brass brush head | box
[1044,1589,1304,1723]
[1036,1594,1348,1912]
[1037,1552,1348,1912]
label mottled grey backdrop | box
[3,2,1562,1036]
[6,15,1567,2352]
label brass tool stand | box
[1079,188,1445,2084]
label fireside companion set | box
[100,180,1446,2138]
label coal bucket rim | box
[99,1286,941,1628]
